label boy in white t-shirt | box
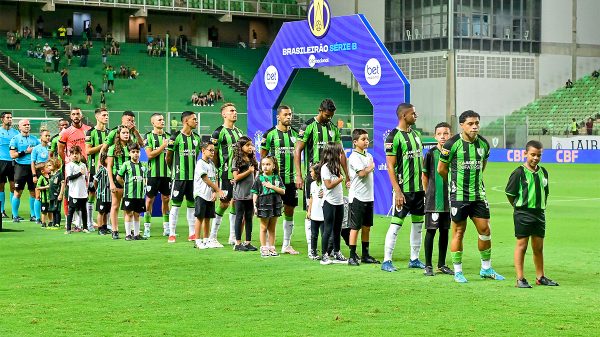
[64,145,89,234]
[347,129,379,266]
[307,163,324,260]
[193,142,224,249]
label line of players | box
[0,100,558,286]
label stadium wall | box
[327,0,385,40]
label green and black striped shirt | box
[36,175,50,203]
[49,134,60,157]
[49,170,63,199]
[423,147,448,212]
[261,126,297,184]
[298,117,341,173]
[439,134,490,202]
[168,131,201,181]
[94,166,111,203]
[118,160,147,199]
[107,143,131,175]
[85,127,108,173]
[384,128,423,193]
[211,125,243,179]
[505,165,549,210]
[144,131,170,178]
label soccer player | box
[85,108,109,229]
[102,110,144,153]
[9,119,40,222]
[166,111,202,243]
[294,98,348,257]
[0,111,19,219]
[381,103,426,272]
[347,129,379,266]
[49,118,69,159]
[117,143,147,241]
[260,105,299,255]
[438,110,504,283]
[422,122,454,276]
[209,103,243,245]
[143,113,171,238]
[506,140,558,288]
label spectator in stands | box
[592,70,599,79]
[570,118,578,135]
[586,118,594,135]
[61,68,71,96]
[80,42,89,67]
[237,35,246,49]
[36,16,44,38]
[207,89,215,106]
[23,26,31,39]
[42,42,51,53]
[66,25,73,44]
[565,78,573,88]
[216,89,224,102]
[147,43,153,56]
[130,68,138,79]
[64,43,73,66]
[27,43,34,57]
[85,81,94,104]
[106,65,116,93]
[101,47,108,65]
[95,24,103,39]
[100,91,106,108]
[6,31,16,50]
[52,49,61,73]
[34,43,43,58]
[191,92,200,106]
[72,43,80,57]
[58,25,66,43]
[44,50,53,73]
[252,29,257,49]
[170,45,178,57]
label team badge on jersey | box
[290,136,297,143]
[125,201,130,206]
[440,148,450,156]
[100,205,104,210]
[477,148,484,157]
[384,142,393,150]
[193,140,198,147]
[328,130,335,138]
[146,186,152,192]
[210,137,218,144]
[451,207,457,216]
[173,190,179,197]
[432,212,439,221]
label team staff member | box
[0,111,19,218]
[86,108,109,230]
[9,119,40,222]
[294,99,349,255]
[260,105,299,255]
[209,103,244,246]
[143,113,171,238]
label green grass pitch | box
[1,162,599,336]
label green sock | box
[285,215,293,221]
[229,204,236,215]
[163,214,169,223]
[451,251,463,265]
[215,206,227,217]
[480,248,491,261]
[144,213,151,224]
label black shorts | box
[96,201,111,214]
[450,200,490,222]
[425,212,451,230]
[171,180,194,203]
[349,199,373,230]
[195,196,216,219]
[122,198,146,213]
[114,181,123,189]
[302,173,314,210]
[14,163,35,191]
[147,177,172,198]
[219,171,234,202]
[0,160,15,183]
[514,208,546,238]
[41,202,50,213]
[391,191,425,225]
[282,183,298,207]
[68,197,86,211]
[48,199,60,212]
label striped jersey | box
[505,165,549,210]
[168,131,201,181]
[107,143,131,175]
[298,117,341,172]
[36,175,50,203]
[85,127,108,173]
[49,170,64,199]
[94,165,111,203]
[118,160,147,199]
[211,125,243,179]
[439,134,490,202]
[49,133,61,157]
[423,147,449,212]
[260,126,298,184]
[144,131,170,178]
[384,128,423,193]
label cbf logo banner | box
[247,1,410,215]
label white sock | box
[229,213,236,240]
[304,218,311,251]
[73,212,81,227]
[384,224,401,262]
[202,237,208,243]
[133,220,140,236]
[282,219,294,248]
[454,263,463,273]
[124,221,132,236]
[169,206,180,236]
[187,208,195,236]
[144,223,151,231]
[86,202,93,227]
[410,222,423,261]
[481,259,491,270]
[210,214,223,239]
[195,238,202,246]
[163,222,169,232]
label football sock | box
[29,196,36,217]
[11,196,20,218]
[410,222,423,261]
[86,202,93,228]
[124,221,132,236]
[451,251,463,273]
[210,214,223,239]
[424,229,436,267]
[282,215,294,248]
[349,244,357,258]
[0,191,5,212]
[169,206,180,236]
[34,199,41,221]
[133,220,140,236]
[228,213,236,241]
[361,241,370,257]
[187,208,195,236]
[144,212,152,227]
[438,229,449,267]
[162,214,169,233]
[384,224,401,262]
[480,248,492,269]
[304,218,312,252]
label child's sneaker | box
[320,253,333,265]
[125,235,133,241]
[244,243,258,251]
[112,231,120,240]
[134,235,147,241]
[234,244,248,252]
[188,234,196,242]
[281,245,299,255]
[516,278,533,288]
[143,227,151,238]
[269,247,279,257]
[64,230,71,235]
[536,276,559,286]
[82,228,89,233]
[167,235,176,243]
[260,246,270,258]
[332,251,347,264]
[162,227,170,236]
[206,238,224,248]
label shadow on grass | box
[0,228,26,233]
